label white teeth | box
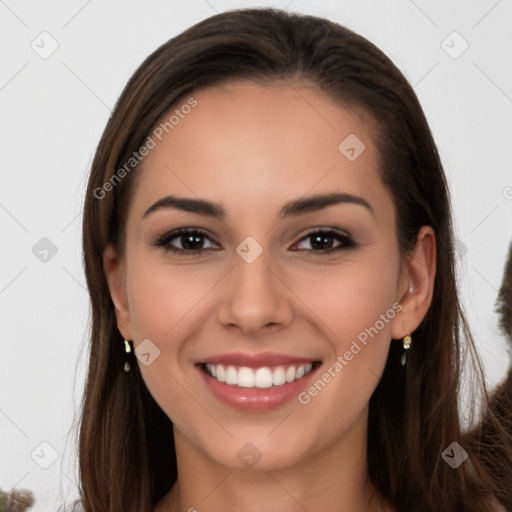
[216,364,226,383]
[205,362,314,388]
[206,363,216,378]
[272,366,286,386]
[225,365,238,385]
[238,367,254,387]
[254,367,273,388]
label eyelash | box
[152,227,356,256]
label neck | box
[157,409,388,512]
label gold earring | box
[124,339,132,373]
[401,335,412,367]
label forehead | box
[129,79,389,221]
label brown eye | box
[153,228,219,255]
[153,227,355,256]
[293,229,355,254]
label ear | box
[391,226,436,339]
[103,244,133,340]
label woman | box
[77,8,512,511]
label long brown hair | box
[78,8,512,511]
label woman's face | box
[105,80,428,472]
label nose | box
[217,244,293,337]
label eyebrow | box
[143,192,374,219]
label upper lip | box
[199,351,319,368]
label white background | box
[1,0,511,510]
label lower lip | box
[197,364,320,411]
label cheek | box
[124,255,218,428]
[126,257,218,341]
[291,246,400,413]
[296,252,400,346]
[291,253,399,434]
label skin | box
[104,80,436,512]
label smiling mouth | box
[201,362,321,389]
